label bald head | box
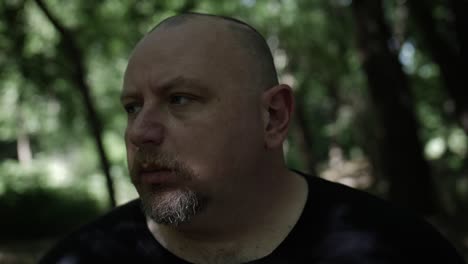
[147,13,278,93]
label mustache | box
[130,146,194,182]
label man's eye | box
[124,103,142,114]
[169,95,193,105]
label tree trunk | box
[17,107,32,167]
[449,0,468,66]
[2,0,32,167]
[407,0,468,133]
[34,0,116,208]
[351,0,437,215]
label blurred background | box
[0,0,467,262]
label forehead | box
[123,19,252,92]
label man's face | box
[121,21,267,225]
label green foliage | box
[0,186,103,239]
[0,160,104,239]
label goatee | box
[140,186,201,225]
[131,146,206,225]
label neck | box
[146,167,308,264]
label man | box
[40,13,465,264]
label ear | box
[261,84,294,149]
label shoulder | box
[297,172,465,263]
[39,199,157,263]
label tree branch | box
[34,0,116,208]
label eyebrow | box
[120,75,208,103]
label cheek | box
[124,134,136,170]
[167,98,264,171]
[176,112,263,173]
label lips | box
[139,168,175,185]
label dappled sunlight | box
[279,73,296,88]
[320,146,374,189]
[0,159,45,194]
[44,158,73,187]
[425,137,446,160]
[399,41,416,71]
[273,49,288,72]
[424,130,467,160]
[448,129,467,156]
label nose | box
[125,105,165,147]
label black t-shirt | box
[40,173,465,263]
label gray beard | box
[141,187,203,225]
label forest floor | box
[0,239,56,264]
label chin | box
[140,186,205,226]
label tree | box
[407,0,468,134]
[351,0,437,215]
